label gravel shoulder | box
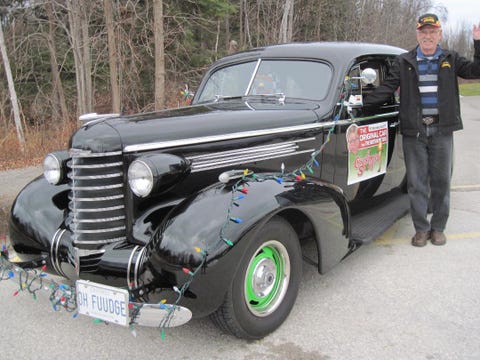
[0,165,43,207]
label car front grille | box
[68,149,127,250]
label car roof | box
[215,41,406,65]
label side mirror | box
[360,68,377,85]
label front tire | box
[210,216,302,339]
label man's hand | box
[474,22,480,40]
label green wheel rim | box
[244,240,291,317]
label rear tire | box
[210,216,302,339]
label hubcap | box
[245,240,290,317]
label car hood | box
[71,101,325,153]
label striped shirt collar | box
[416,45,442,61]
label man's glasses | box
[417,29,441,36]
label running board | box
[350,189,409,244]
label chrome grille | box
[68,149,126,247]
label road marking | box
[451,184,480,192]
[374,232,480,245]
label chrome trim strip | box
[75,248,106,257]
[70,149,122,158]
[345,111,398,123]
[127,245,140,288]
[72,215,126,223]
[69,172,123,180]
[69,162,123,169]
[72,226,126,234]
[50,229,66,277]
[187,138,318,172]
[79,113,119,127]
[71,184,123,191]
[74,237,127,245]
[134,247,146,288]
[190,148,314,172]
[72,205,125,212]
[123,122,336,153]
[187,138,315,162]
[189,143,296,161]
[123,112,397,153]
[245,59,262,96]
[70,194,124,202]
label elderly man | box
[364,14,480,247]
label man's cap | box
[417,13,441,29]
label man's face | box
[416,25,442,55]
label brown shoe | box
[411,231,429,247]
[431,230,446,246]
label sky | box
[435,0,479,31]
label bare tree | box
[67,0,93,115]
[279,0,294,43]
[0,18,25,150]
[104,0,121,113]
[153,0,165,110]
[45,0,69,124]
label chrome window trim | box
[245,59,262,96]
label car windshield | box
[196,59,332,103]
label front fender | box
[144,176,350,317]
[148,179,300,268]
[9,176,69,256]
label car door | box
[334,55,405,201]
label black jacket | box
[364,40,480,136]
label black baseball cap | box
[417,13,441,29]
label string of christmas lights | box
[0,86,349,338]
[218,94,345,249]
[0,242,208,338]
[1,245,78,315]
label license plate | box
[76,280,130,326]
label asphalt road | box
[1,97,479,360]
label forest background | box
[0,0,477,170]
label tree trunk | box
[153,0,165,110]
[104,0,121,113]
[46,0,69,124]
[279,0,294,43]
[67,0,93,116]
[82,4,93,113]
[0,22,25,150]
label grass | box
[459,82,480,96]
[0,122,77,171]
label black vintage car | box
[2,42,409,339]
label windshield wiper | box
[213,95,243,102]
[245,92,286,105]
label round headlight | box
[128,160,154,197]
[43,153,62,185]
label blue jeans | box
[402,125,453,233]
